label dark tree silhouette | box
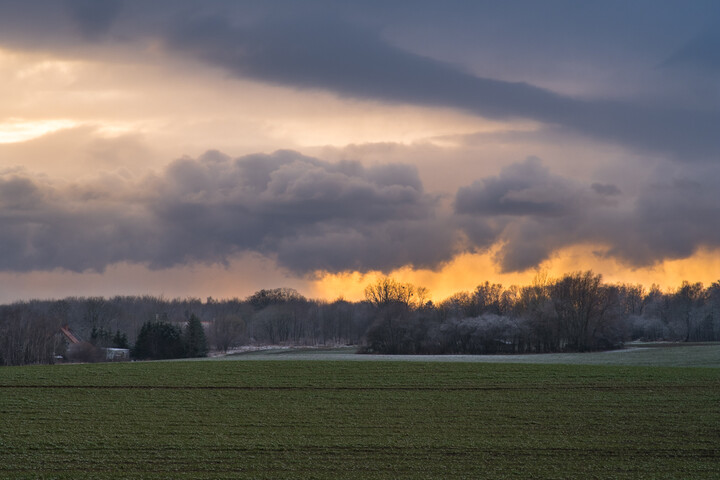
[132,321,184,360]
[184,314,208,358]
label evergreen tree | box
[112,330,129,349]
[90,327,129,349]
[131,321,184,360]
[184,314,209,358]
[90,326,112,347]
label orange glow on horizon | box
[308,245,720,302]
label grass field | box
[1,356,719,479]
[223,342,720,368]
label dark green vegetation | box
[91,327,130,350]
[131,317,209,361]
[131,321,185,360]
[1,361,719,479]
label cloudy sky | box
[1,0,719,302]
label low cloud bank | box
[2,150,720,275]
[0,150,455,273]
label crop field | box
[1,360,719,479]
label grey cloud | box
[456,158,720,272]
[0,2,717,160]
[591,183,622,196]
[157,150,430,226]
[454,157,613,270]
[4,150,720,277]
[0,150,453,274]
[455,157,601,218]
[165,14,720,161]
[166,15,567,118]
[0,177,43,210]
[273,219,459,273]
[149,151,440,272]
[0,174,157,272]
[494,224,562,273]
[661,26,720,72]
[64,0,124,39]
[605,174,720,266]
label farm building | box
[59,325,130,362]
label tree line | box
[1,271,719,365]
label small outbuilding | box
[103,348,130,361]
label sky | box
[1,0,719,303]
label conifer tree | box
[184,314,209,357]
[132,321,184,360]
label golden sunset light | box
[310,247,720,303]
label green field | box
[223,342,720,367]
[1,357,719,479]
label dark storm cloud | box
[272,219,458,273]
[0,176,42,210]
[0,151,458,274]
[455,157,608,218]
[0,173,157,272]
[64,0,124,39]
[4,150,720,275]
[661,25,720,72]
[456,158,720,272]
[150,150,459,273]
[164,14,720,161]
[591,183,622,196]
[454,158,617,270]
[0,1,717,160]
[605,174,720,266]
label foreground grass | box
[1,361,719,479]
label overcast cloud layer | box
[0,0,719,291]
[1,1,718,160]
[167,13,720,161]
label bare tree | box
[364,277,422,308]
[211,314,247,352]
[550,271,622,351]
[672,281,704,342]
[0,304,63,366]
